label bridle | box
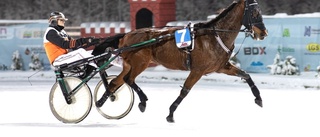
[212,0,266,56]
[241,0,266,36]
[212,0,265,36]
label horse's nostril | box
[260,32,268,38]
[264,30,268,36]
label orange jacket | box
[43,27,77,64]
[44,42,67,64]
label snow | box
[0,66,320,137]
[267,12,320,18]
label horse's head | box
[242,0,268,40]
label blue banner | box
[235,17,320,73]
[0,23,50,71]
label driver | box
[43,11,99,78]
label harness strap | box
[195,28,231,55]
[214,35,231,54]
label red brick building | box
[81,0,176,37]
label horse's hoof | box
[255,98,263,107]
[110,94,116,102]
[95,101,103,108]
[166,116,175,123]
[138,102,146,112]
[96,97,108,108]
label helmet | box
[48,11,68,26]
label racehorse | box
[96,0,268,123]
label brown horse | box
[96,0,268,123]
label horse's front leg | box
[167,87,190,123]
[167,70,203,123]
[217,62,263,107]
[240,71,263,107]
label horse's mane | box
[194,1,238,28]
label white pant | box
[53,48,97,67]
[52,48,123,68]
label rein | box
[160,25,251,33]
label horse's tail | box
[92,33,126,56]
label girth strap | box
[183,22,195,70]
[184,49,192,70]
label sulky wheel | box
[49,77,92,124]
[93,75,134,120]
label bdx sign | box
[243,47,266,55]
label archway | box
[128,0,175,30]
[135,8,153,29]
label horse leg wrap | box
[129,82,148,112]
[167,96,183,123]
[169,97,183,113]
[129,83,148,102]
[245,76,263,107]
[167,87,190,123]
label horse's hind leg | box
[217,62,263,107]
[121,53,150,112]
[126,80,148,112]
[123,68,148,112]
[167,70,203,123]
